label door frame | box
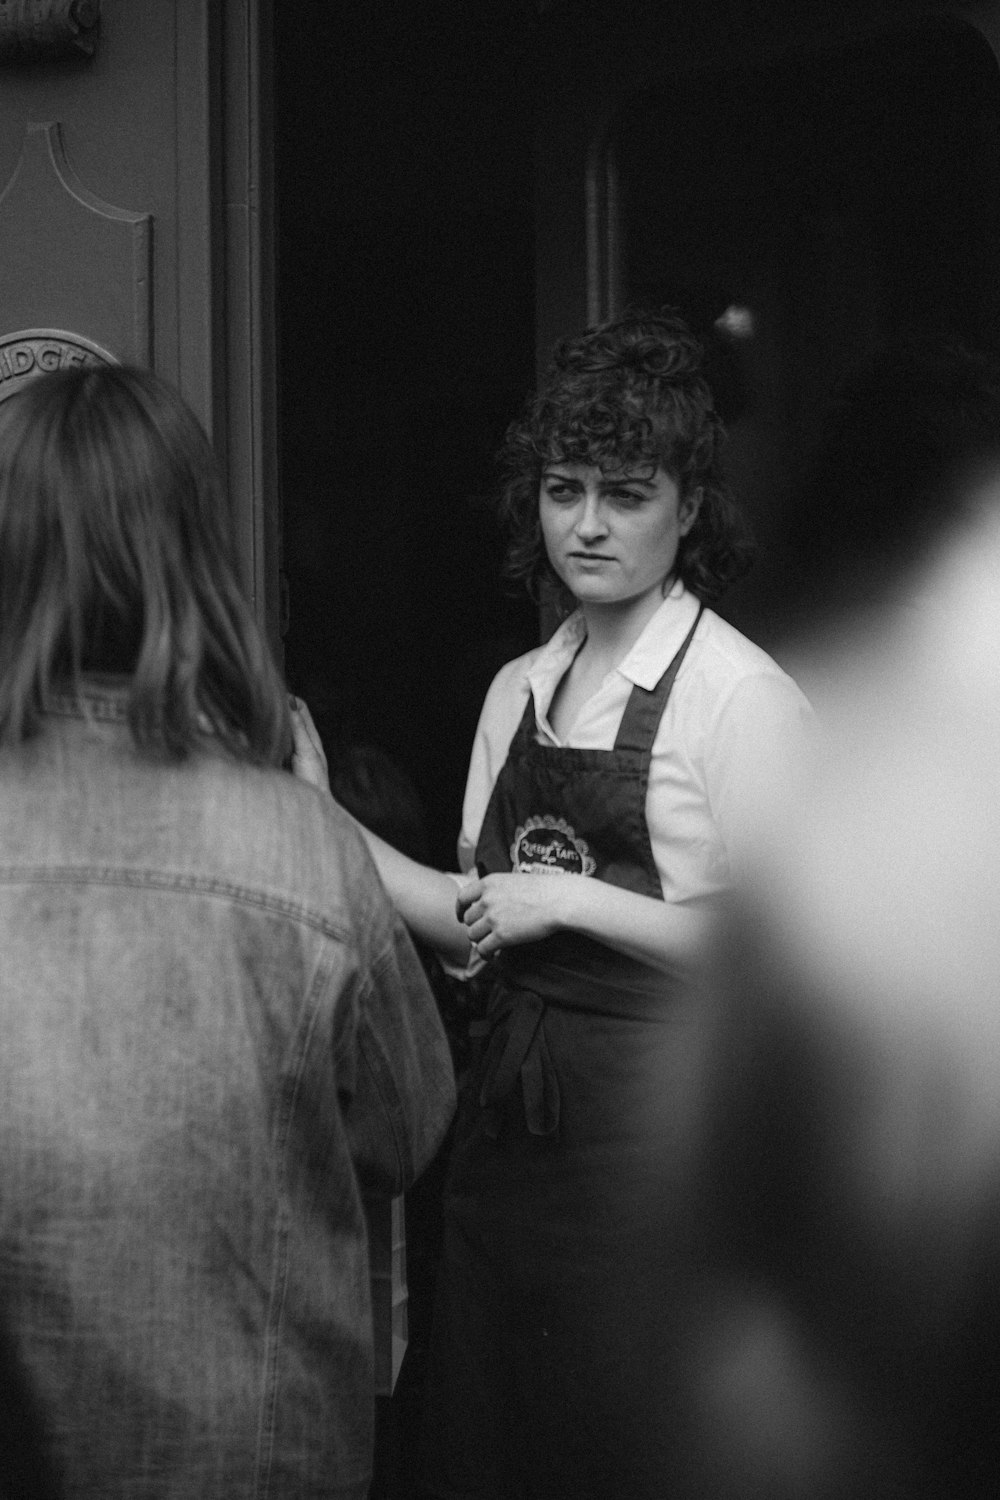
[215,0,282,656]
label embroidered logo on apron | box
[510,815,596,876]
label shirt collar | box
[526,579,702,721]
[617,579,702,690]
[525,613,587,731]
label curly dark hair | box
[498,308,753,606]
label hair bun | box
[554,308,704,382]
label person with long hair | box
[0,364,454,1499]
[293,309,812,1497]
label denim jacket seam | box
[355,1035,407,1189]
[0,864,356,944]
[253,944,337,1498]
[42,691,130,723]
[355,944,414,1187]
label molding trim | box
[585,117,622,325]
[0,0,100,64]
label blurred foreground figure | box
[679,347,1000,1499]
[0,366,454,1499]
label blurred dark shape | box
[780,336,1000,638]
[0,1325,62,1499]
[330,742,432,866]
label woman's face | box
[539,461,698,610]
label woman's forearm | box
[458,870,711,973]
[356,824,472,968]
[559,877,710,972]
[288,700,472,966]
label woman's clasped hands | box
[456,872,572,958]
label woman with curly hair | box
[294,308,812,1498]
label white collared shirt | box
[458,580,814,909]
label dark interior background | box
[615,16,1000,644]
[274,1,540,869]
[274,3,1000,868]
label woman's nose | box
[575,493,607,538]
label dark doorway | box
[274,2,539,871]
[273,14,541,1495]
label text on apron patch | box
[510,815,596,876]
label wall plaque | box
[0,1,99,63]
[0,328,115,402]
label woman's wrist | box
[558,872,600,938]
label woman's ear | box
[680,486,703,536]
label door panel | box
[0,0,278,642]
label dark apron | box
[420,609,702,1500]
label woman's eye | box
[609,489,644,507]
[544,484,576,502]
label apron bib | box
[471,603,702,1138]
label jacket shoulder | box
[160,756,391,940]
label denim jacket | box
[0,680,455,1499]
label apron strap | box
[509,684,541,751]
[613,603,704,754]
[506,602,703,760]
